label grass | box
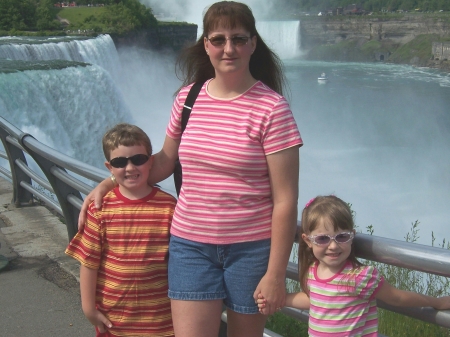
[389,34,450,65]
[366,221,450,337]
[388,34,437,65]
[54,7,107,32]
[265,221,450,337]
[265,312,308,337]
[56,7,107,27]
[305,32,450,65]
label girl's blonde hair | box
[298,195,362,296]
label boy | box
[66,123,176,337]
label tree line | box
[282,0,450,12]
[2,0,449,34]
[0,0,156,33]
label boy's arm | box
[377,281,450,310]
[285,292,310,310]
[80,265,112,331]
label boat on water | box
[318,72,328,83]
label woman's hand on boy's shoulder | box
[78,178,115,229]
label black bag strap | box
[181,81,204,132]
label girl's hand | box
[256,293,268,313]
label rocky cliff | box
[300,14,450,49]
[300,14,450,70]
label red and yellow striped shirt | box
[66,187,176,337]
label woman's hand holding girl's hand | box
[253,273,286,315]
[78,177,115,229]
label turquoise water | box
[283,60,450,244]
[1,36,449,245]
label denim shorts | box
[168,235,271,314]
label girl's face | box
[302,217,355,278]
[204,26,256,77]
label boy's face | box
[105,144,153,198]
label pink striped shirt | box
[308,261,384,336]
[166,80,302,244]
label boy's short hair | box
[102,123,152,161]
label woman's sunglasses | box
[207,35,251,47]
[109,154,149,168]
[307,232,354,246]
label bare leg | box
[171,299,223,337]
[227,309,267,337]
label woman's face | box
[204,26,256,77]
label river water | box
[0,34,449,246]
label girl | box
[258,195,450,336]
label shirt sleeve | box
[261,96,303,155]
[65,202,103,269]
[356,266,383,300]
[166,85,192,140]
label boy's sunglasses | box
[307,232,354,246]
[109,154,149,168]
[206,35,251,47]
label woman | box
[79,2,303,336]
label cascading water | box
[1,26,449,243]
[0,35,132,168]
[0,35,121,80]
[257,21,301,59]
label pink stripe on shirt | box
[166,80,302,244]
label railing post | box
[18,133,82,241]
[0,129,33,206]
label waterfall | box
[0,35,121,79]
[0,36,132,169]
[257,21,301,59]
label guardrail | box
[1,116,449,337]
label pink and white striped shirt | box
[166,80,302,244]
[308,261,384,336]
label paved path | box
[0,177,92,336]
[0,177,229,337]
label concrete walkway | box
[0,177,92,336]
[0,177,229,337]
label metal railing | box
[1,116,449,336]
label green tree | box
[19,0,38,30]
[100,3,137,34]
[121,0,157,28]
[0,0,37,31]
[99,0,157,35]
[399,0,417,10]
[36,0,59,31]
